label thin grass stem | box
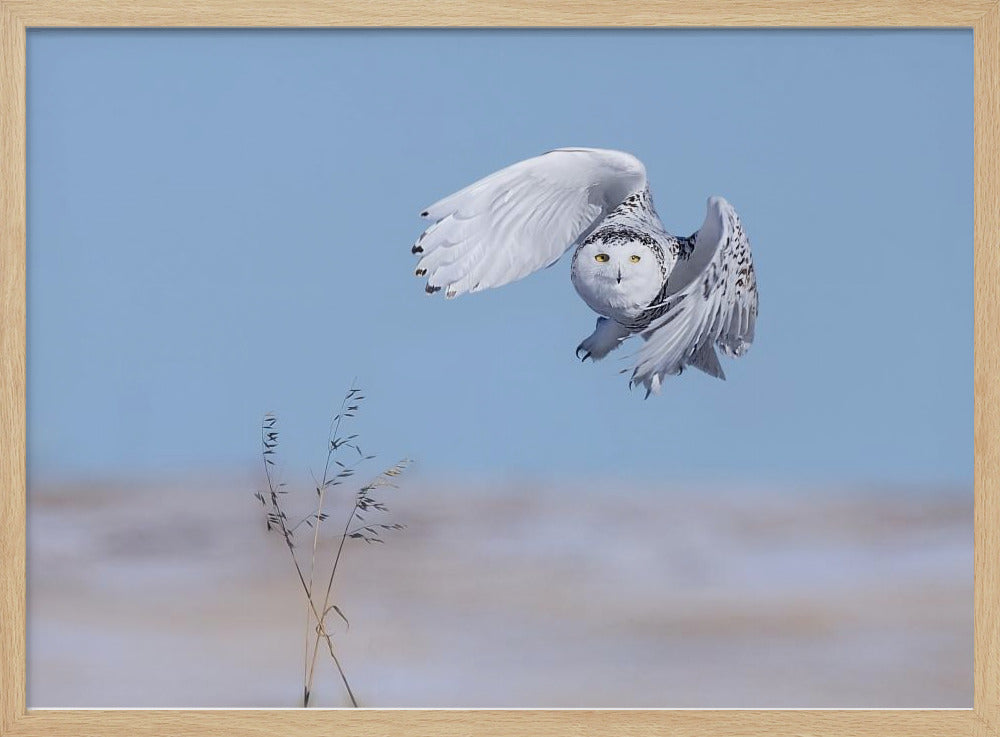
[255,388,404,709]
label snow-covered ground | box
[27,474,972,707]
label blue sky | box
[26,29,973,485]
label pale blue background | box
[26,29,973,485]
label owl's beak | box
[616,268,622,284]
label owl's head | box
[573,239,663,315]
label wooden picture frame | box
[1,1,996,734]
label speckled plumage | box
[410,148,758,395]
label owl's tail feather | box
[688,342,726,381]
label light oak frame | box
[1,2,997,735]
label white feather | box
[632,197,758,393]
[413,148,647,297]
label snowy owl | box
[410,148,758,395]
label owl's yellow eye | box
[595,253,610,263]
[630,254,641,263]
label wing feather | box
[413,148,647,298]
[632,197,758,394]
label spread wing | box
[412,148,647,298]
[632,197,758,395]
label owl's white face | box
[571,240,664,323]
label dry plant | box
[253,385,409,707]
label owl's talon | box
[576,318,631,364]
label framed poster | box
[1,1,996,735]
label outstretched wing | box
[412,148,647,298]
[632,197,758,395]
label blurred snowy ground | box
[27,475,971,707]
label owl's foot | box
[575,317,632,362]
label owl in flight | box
[410,148,758,396]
